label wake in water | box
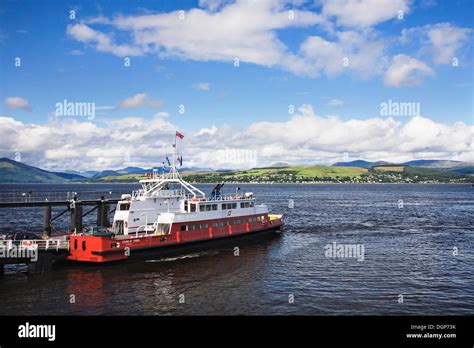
[145,250,221,263]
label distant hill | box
[92,170,120,179]
[116,166,148,174]
[52,172,86,180]
[268,162,290,168]
[59,170,98,178]
[446,165,474,175]
[0,158,68,183]
[402,160,474,175]
[92,166,213,179]
[402,160,464,168]
[1,157,473,184]
[332,160,391,168]
[83,170,99,178]
[333,159,474,175]
[180,165,473,184]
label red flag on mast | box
[176,131,184,139]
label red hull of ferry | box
[67,214,284,263]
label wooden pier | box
[0,190,128,236]
[0,190,129,274]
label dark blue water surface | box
[0,183,472,315]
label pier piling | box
[43,205,52,237]
[97,199,103,227]
[70,203,83,232]
[100,202,110,227]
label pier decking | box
[0,190,128,274]
[0,190,129,234]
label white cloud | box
[288,30,387,77]
[426,23,471,64]
[384,54,434,87]
[1,105,472,171]
[65,1,472,85]
[67,1,326,69]
[322,0,410,27]
[196,125,218,136]
[4,97,32,112]
[66,23,143,57]
[401,23,472,64]
[118,93,162,109]
[193,82,211,91]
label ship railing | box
[0,239,70,251]
[204,195,251,202]
[151,189,185,197]
[131,190,142,198]
[0,190,129,203]
[132,189,185,199]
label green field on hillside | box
[233,166,367,178]
[373,166,405,172]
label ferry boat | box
[67,134,284,263]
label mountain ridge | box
[1,157,473,183]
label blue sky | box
[0,0,473,170]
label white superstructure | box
[111,141,268,236]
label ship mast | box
[137,132,205,199]
[170,135,179,180]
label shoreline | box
[0,182,472,185]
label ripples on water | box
[0,184,472,315]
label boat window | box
[212,204,218,210]
[222,203,238,210]
[115,220,124,235]
[188,223,208,230]
[249,201,254,207]
[119,203,130,211]
[180,225,187,231]
[190,204,196,212]
[199,205,205,212]
[205,205,211,211]
[158,224,171,235]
